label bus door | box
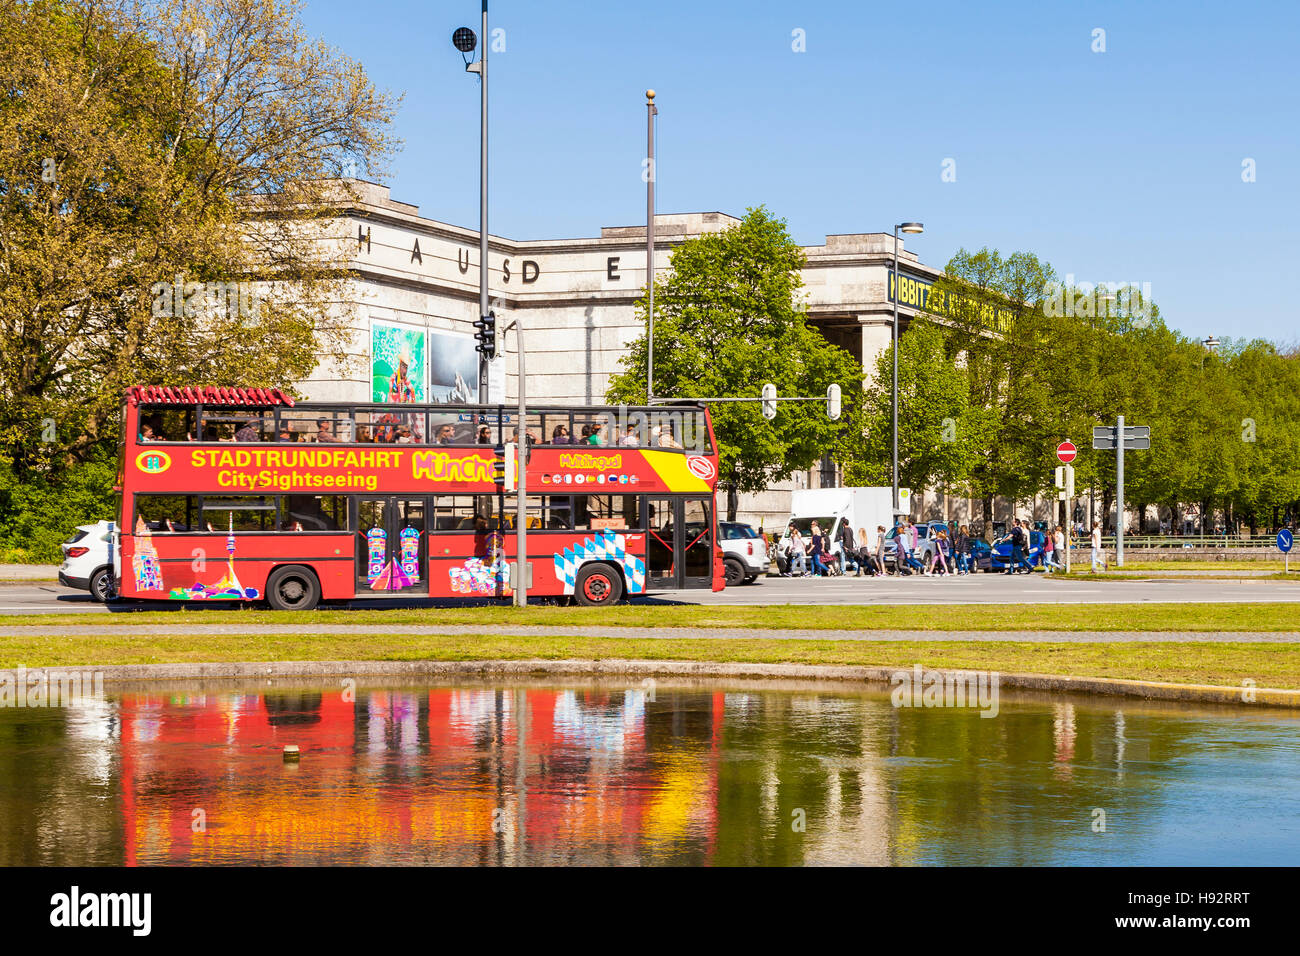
[643,497,714,589]
[645,497,676,588]
[355,498,428,596]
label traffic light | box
[474,311,496,360]
[826,384,842,421]
[492,443,518,492]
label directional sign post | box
[1280,528,1294,574]
[1092,416,1152,567]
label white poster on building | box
[427,327,479,403]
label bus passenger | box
[435,423,456,444]
[551,424,572,444]
[315,418,339,443]
[477,425,492,444]
[356,425,372,443]
[234,419,260,442]
[619,424,641,447]
[657,421,682,449]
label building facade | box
[311,180,1008,529]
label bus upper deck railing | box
[130,400,714,454]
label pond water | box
[1,678,1296,865]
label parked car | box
[719,521,768,586]
[59,520,114,601]
[974,528,1045,572]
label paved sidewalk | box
[0,564,59,580]
[2,623,1297,642]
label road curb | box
[17,657,1299,709]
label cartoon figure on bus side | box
[447,530,512,597]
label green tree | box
[928,248,1060,522]
[605,207,864,520]
[0,0,399,476]
[846,320,992,498]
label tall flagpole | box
[646,89,656,403]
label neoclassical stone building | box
[307,179,998,528]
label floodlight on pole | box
[892,221,923,515]
[453,5,490,402]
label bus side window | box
[432,495,497,531]
[283,495,347,531]
[135,495,197,532]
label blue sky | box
[300,0,1298,344]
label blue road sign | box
[1279,529,1294,553]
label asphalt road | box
[2,571,1299,614]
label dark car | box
[967,530,1045,572]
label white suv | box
[59,521,114,602]
[719,521,768,586]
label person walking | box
[1052,525,1066,573]
[837,522,856,575]
[1041,525,1056,573]
[787,524,807,576]
[932,528,951,576]
[955,524,971,574]
[809,521,830,577]
[874,525,889,576]
[855,526,874,576]
[893,518,907,575]
[1090,522,1107,572]
[1006,519,1027,574]
[904,519,925,574]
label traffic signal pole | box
[514,316,527,607]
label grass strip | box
[3,601,1299,631]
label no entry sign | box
[1056,441,1077,464]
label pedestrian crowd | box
[771,516,1096,578]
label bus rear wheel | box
[266,566,321,611]
[574,563,623,607]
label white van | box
[778,487,911,570]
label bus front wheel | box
[266,566,321,611]
[574,563,623,607]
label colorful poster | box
[399,526,420,583]
[370,321,428,405]
[366,527,387,583]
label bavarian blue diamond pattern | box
[553,529,646,595]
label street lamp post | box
[891,222,924,516]
[453,4,490,402]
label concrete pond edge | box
[17,657,1299,709]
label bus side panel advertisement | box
[128,446,716,496]
[120,530,357,602]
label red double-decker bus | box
[116,387,723,609]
